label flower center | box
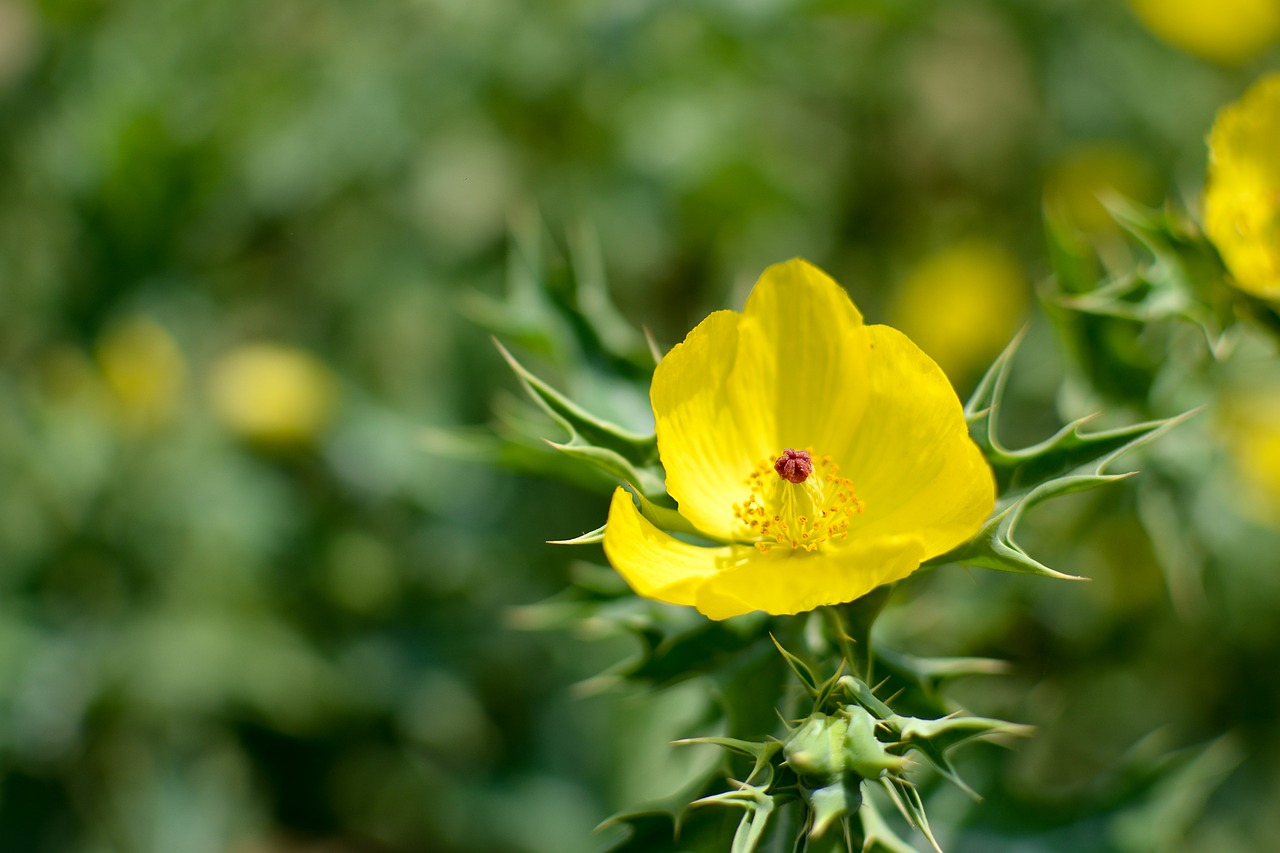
[733,450,865,553]
[774,448,813,483]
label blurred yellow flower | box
[603,260,994,620]
[96,316,186,430]
[1218,392,1280,524]
[208,344,337,444]
[1203,74,1280,300]
[888,240,1027,383]
[1128,0,1280,63]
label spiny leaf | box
[598,771,743,852]
[875,647,1011,700]
[675,738,781,786]
[493,341,668,497]
[772,634,822,697]
[884,778,943,853]
[421,424,620,494]
[628,485,712,539]
[691,781,778,853]
[859,788,924,853]
[887,714,1034,754]
[495,340,657,466]
[459,212,563,353]
[943,333,1196,578]
[604,609,774,690]
[565,222,652,361]
[544,439,666,498]
[547,524,606,545]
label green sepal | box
[837,676,974,799]
[842,705,909,780]
[807,779,860,840]
[931,333,1195,579]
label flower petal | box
[1203,74,1280,299]
[602,487,730,606]
[839,325,995,559]
[694,535,927,620]
[652,259,867,540]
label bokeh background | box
[3,0,1280,850]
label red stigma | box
[773,448,813,484]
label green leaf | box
[629,485,713,539]
[547,524,606,545]
[940,333,1196,579]
[771,634,822,698]
[859,787,924,853]
[882,778,942,853]
[691,773,780,853]
[675,737,782,787]
[887,713,1034,754]
[874,646,1010,701]
[494,341,666,496]
[495,340,657,464]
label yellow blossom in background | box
[1128,0,1280,63]
[1044,144,1160,236]
[1217,392,1280,525]
[208,344,337,444]
[96,316,187,430]
[888,240,1027,383]
[1203,74,1280,300]
[602,260,995,620]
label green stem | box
[821,606,863,681]
[822,585,895,683]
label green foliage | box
[926,333,1194,580]
[5,1,1280,851]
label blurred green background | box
[2,0,1280,850]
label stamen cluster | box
[733,451,865,553]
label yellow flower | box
[1203,74,1280,300]
[888,240,1027,384]
[603,260,995,620]
[1128,0,1280,64]
[208,344,337,444]
[1218,391,1280,525]
[96,316,187,430]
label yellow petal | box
[739,259,868,457]
[602,487,731,606]
[652,259,867,540]
[1203,74,1280,299]
[839,325,995,559]
[694,535,927,621]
